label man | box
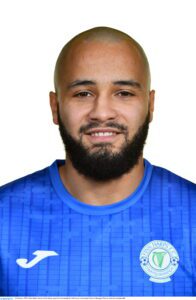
[0,27,195,296]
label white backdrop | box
[0,0,195,185]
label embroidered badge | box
[140,240,179,283]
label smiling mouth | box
[85,128,122,136]
[89,131,119,137]
[84,129,123,146]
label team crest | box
[140,240,179,283]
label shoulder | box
[0,165,51,200]
[152,163,195,185]
[151,162,196,197]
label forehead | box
[57,40,148,88]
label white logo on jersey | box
[140,240,179,283]
[16,250,58,268]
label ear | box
[49,91,59,125]
[149,90,155,122]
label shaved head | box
[54,26,151,92]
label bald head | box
[54,26,151,92]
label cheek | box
[123,106,147,125]
[61,108,85,135]
[122,105,148,137]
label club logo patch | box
[140,240,179,283]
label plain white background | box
[0,0,195,185]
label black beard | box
[58,109,150,181]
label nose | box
[88,94,118,122]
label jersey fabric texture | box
[0,159,195,296]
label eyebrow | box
[67,79,142,90]
[67,80,96,89]
[113,80,142,89]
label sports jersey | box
[0,159,195,296]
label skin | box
[50,34,155,206]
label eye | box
[74,91,93,97]
[116,90,135,97]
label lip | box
[85,128,121,135]
[85,128,122,143]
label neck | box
[59,156,145,206]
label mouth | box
[84,128,123,143]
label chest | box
[0,199,195,296]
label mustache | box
[79,121,128,134]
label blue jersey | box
[0,159,195,296]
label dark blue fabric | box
[0,159,195,296]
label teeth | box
[91,132,115,137]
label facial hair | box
[58,108,150,181]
